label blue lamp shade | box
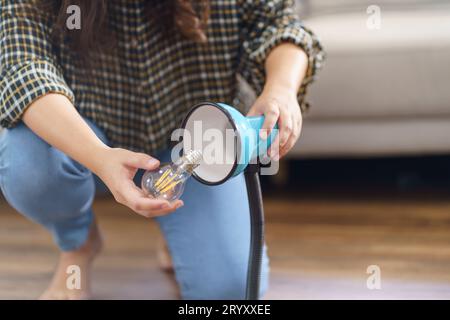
[181,102,278,185]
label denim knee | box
[179,246,270,300]
[0,124,95,226]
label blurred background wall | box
[294,0,450,158]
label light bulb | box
[141,150,202,202]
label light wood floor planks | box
[1,193,450,299]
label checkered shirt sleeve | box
[0,6,74,128]
[238,0,325,113]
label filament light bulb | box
[141,150,202,202]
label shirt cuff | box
[248,23,325,113]
[0,59,74,128]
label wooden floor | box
[1,191,450,300]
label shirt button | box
[130,37,139,48]
[138,82,146,92]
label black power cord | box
[244,162,265,300]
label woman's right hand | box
[93,147,183,218]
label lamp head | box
[180,102,277,185]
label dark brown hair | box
[38,0,209,57]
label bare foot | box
[39,220,103,300]
[157,234,174,273]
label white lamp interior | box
[183,104,237,184]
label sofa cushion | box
[303,0,445,16]
[293,117,450,157]
[304,6,450,119]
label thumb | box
[124,152,160,170]
[246,103,262,117]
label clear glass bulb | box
[141,150,202,202]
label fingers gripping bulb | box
[141,150,202,202]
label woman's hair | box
[37,0,209,57]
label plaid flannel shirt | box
[0,0,324,154]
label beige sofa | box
[292,0,450,158]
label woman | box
[0,0,323,299]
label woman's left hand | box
[247,85,303,161]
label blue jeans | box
[0,120,269,299]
